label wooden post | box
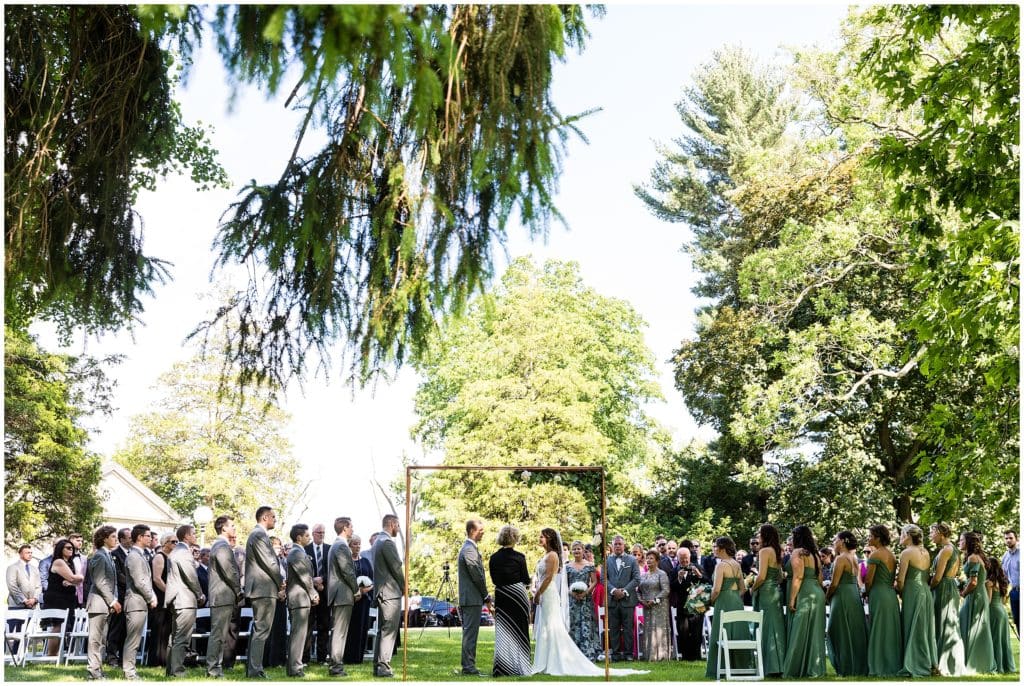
[403,466,411,681]
[601,470,610,681]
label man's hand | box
[313,576,324,591]
[199,594,207,607]
[111,600,123,614]
[277,589,286,601]
[149,599,158,609]
[25,598,38,608]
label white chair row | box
[5,607,70,667]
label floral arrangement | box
[570,581,589,594]
[744,573,757,590]
[684,582,712,614]
[357,575,373,588]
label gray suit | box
[206,536,242,676]
[327,537,358,674]
[244,525,282,677]
[6,560,41,608]
[86,550,118,679]
[286,546,319,675]
[604,553,641,659]
[457,539,488,672]
[165,542,204,677]
[123,547,156,677]
[371,531,404,675]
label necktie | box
[26,563,31,577]
[315,547,322,575]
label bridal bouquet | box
[684,582,712,614]
[356,575,373,588]
[570,581,589,594]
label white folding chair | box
[716,609,763,681]
[136,612,149,664]
[23,608,68,664]
[364,606,378,660]
[702,608,713,659]
[4,608,34,667]
[235,607,253,663]
[190,607,211,663]
[670,606,682,660]
[63,608,91,664]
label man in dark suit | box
[371,514,404,678]
[197,548,211,598]
[245,505,284,679]
[303,522,331,665]
[457,519,491,675]
[604,534,641,662]
[106,527,131,667]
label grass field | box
[4,627,1019,681]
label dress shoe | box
[86,672,105,681]
[462,667,481,675]
[247,671,269,679]
[125,675,141,681]
[329,667,348,677]
[374,669,394,678]
[288,671,306,677]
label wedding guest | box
[782,525,826,678]
[706,537,750,678]
[489,525,531,676]
[1002,530,1019,635]
[343,534,374,664]
[86,526,121,680]
[304,523,331,665]
[896,524,937,676]
[639,550,671,661]
[929,522,964,676]
[264,536,289,668]
[632,544,646,572]
[328,517,359,676]
[819,546,834,586]
[371,514,404,677]
[245,506,283,679]
[566,541,600,660]
[7,544,41,610]
[106,528,131,668]
[123,525,158,680]
[825,531,867,676]
[673,546,704,660]
[585,544,604,623]
[605,535,640,662]
[984,556,1016,673]
[959,531,995,674]
[865,524,902,676]
[166,524,205,678]
[148,532,176,667]
[42,538,83,655]
[207,516,242,678]
[285,524,319,677]
[749,524,785,676]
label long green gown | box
[899,564,938,676]
[752,566,786,676]
[705,576,752,678]
[866,558,902,676]
[827,565,868,675]
[782,559,826,678]
[932,546,965,676]
[988,591,1017,673]
[960,560,995,674]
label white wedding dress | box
[531,558,646,676]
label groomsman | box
[304,523,331,664]
[457,519,490,675]
[286,524,319,677]
[328,517,359,676]
[207,515,243,678]
[371,515,404,678]
[123,525,158,680]
[605,534,640,662]
[106,527,131,667]
[245,506,284,679]
[86,526,122,681]
[165,525,205,677]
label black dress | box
[674,564,704,660]
[489,547,532,676]
[42,559,78,630]
[147,551,171,667]
[344,556,374,663]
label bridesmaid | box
[929,522,965,675]
[959,531,995,674]
[566,541,600,660]
[864,524,902,676]
[749,524,786,676]
[825,531,868,676]
[782,525,826,678]
[984,556,1017,674]
[704,536,750,678]
[897,524,938,676]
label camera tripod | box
[420,564,459,639]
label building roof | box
[99,460,183,532]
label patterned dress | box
[489,547,532,676]
[638,568,671,661]
[566,562,600,660]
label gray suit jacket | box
[208,537,242,607]
[371,532,405,601]
[124,547,156,612]
[86,549,118,613]
[605,553,641,608]
[6,560,41,607]
[244,526,282,599]
[165,542,203,609]
[457,539,488,606]
[286,546,319,609]
[327,538,358,607]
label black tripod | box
[420,563,458,639]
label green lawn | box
[5,627,1019,681]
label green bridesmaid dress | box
[899,565,938,676]
[866,558,902,676]
[782,559,826,678]
[705,576,752,678]
[827,566,868,675]
[960,560,995,674]
[988,592,1017,673]
[932,546,965,675]
[752,566,786,676]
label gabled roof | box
[100,460,182,526]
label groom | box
[457,519,491,676]
[605,535,640,662]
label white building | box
[98,460,183,537]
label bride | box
[531,528,646,677]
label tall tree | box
[4,327,110,546]
[407,257,664,590]
[114,339,302,528]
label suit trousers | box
[106,607,127,663]
[460,604,481,670]
[223,605,242,669]
[146,606,171,667]
[304,600,331,663]
[373,597,401,673]
[206,604,234,676]
[87,611,110,678]
[122,610,147,677]
[288,606,310,675]
[608,603,634,657]
[247,596,275,676]
[167,606,197,677]
[329,604,353,673]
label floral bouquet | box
[357,575,373,588]
[684,582,712,614]
[570,581,589,594]
[744,572,757,590]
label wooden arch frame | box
[401,464,611,680]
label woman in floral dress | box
[566,541,601,660]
